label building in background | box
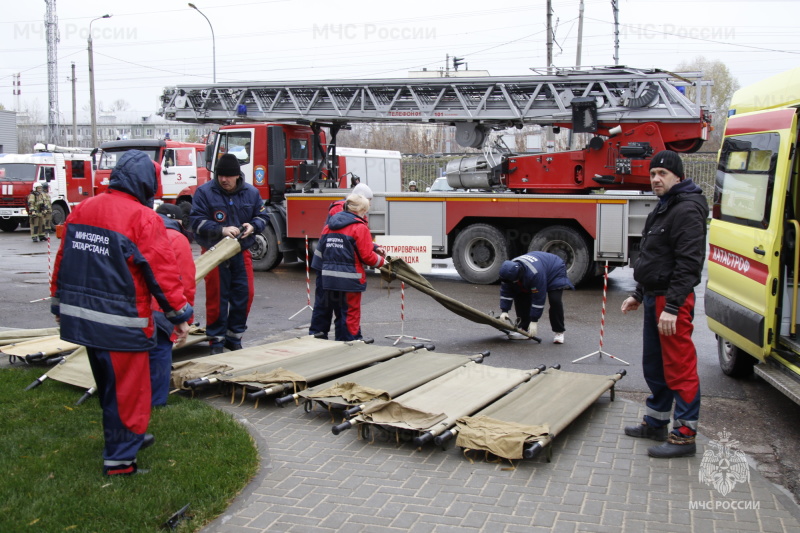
[0,110,18,154]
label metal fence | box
[400,152,718,202]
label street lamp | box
[88,14,112,148]
[188,3,216,83]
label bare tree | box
[676,57,740,151]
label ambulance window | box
[290,138,308,160]
[714,133,779,229]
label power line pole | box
[68,63,77,147]
[45,0,60,144]
[611,0,620,66]
[576,0,585,67]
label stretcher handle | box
[25,375,48,391]
[344,404,364,418]
[25,352,46,363]
[331,420,352,435]
[275,393,298,407]
[75,387,96,406]
[184,377,210,389]
[472,350,490,363]
[523,441,544,460]
[412,431,435,448]
[433,428,458,447]
[247,389,268,401]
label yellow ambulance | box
[706,67,800,404]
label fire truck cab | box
[706,67,800,404]
[94,139,209,205]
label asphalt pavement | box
[2,230,799,532]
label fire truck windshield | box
[0,163,37,181]
[98,149,160,170]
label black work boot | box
[210,344,224,355]
[224,340,242,351]
[624,421,668,441]
[647,432,696,458]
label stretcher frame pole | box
[289,235,314,320]
[385,282,431,345]
[572,261,630,365]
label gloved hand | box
[29,210,38,217]
[527,322,538,338]
[499,312,512,325]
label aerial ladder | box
[159,66,712,193]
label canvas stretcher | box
[379,258,541,342]
[217,341,430,404]
[275,349,489,413]
[332,362,546,447]
[447,367,627,461]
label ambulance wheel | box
[51,204,67,227]
[718,336,756,378]
[0,219,19,232]
[251,225,283,271]
[529,225,592,286]
[452,223,509,284]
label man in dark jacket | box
[621,150,709,459]
[190,153,269,354]
[498,251,574,342]
[51,150,193,476]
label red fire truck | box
[0,144,93,231]
[160,66,711,283]
[93,139,210,205]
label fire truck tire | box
[717,336,756,378]
[251,225,283,271]
[452,224,509,284]
[51,204,68,228]
[528,225,592,286]
[0,219,19,232]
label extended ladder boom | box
[159,66,710,126]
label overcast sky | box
[2,0,799,123]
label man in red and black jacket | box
[51,150,193,476]
[309,193,385,341]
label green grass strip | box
[0,366,259,532]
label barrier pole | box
[572,261,629,365]
[289,235,314,319]
[385,281,430,345]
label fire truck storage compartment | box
[595,195,653,265]
[377,198,447,253]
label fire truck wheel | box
[251,225,283,271]
[0,219,19,232]
[528,225,592,286]
[51,204,67,227]
[717,336,756,378]
[452,224,509,284]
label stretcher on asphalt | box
[24,327,209,404]
[440,367,627,461]
[275,349,489,412]
[218,341,430,405]
[379,258,541,342]
[332,362,546,447]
